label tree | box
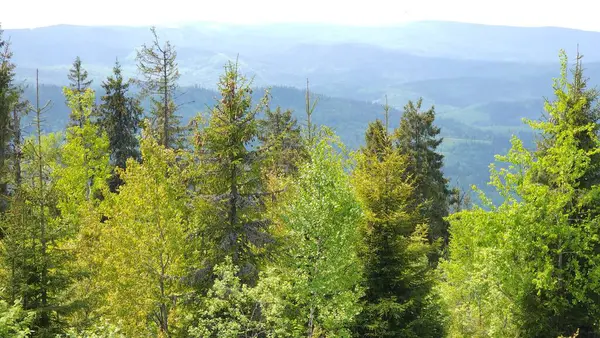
[0,25,19,215]
[92,133,190,336]
[187,257,296,337]
[394,98,451,251]
[440,50,600,337]
[191,60,272,286]
[67,56,93,128]
[0,70,67,336]
[136,26,182,149]
[352,119,443,337]
[51,86,111,331]
[98,60,143,192]
[304,79,319,143]
[58,87,110,203]
[271,131,364,337]
[258,106,307,178]
[364,119,392,161]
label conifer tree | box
[258,106,307,177]
[304,78,318,143]
[67,56,93,128]
[98,60,143,192]
[136,26,182,149]
[192,60,271,286]
[394,98,451,249]
[352,119,443,337]
[0,70,67,336]
[0,26,18,215]
[364,119,392,161]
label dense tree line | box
[0,24,597,338]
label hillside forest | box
[2,24,600,338]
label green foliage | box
[187,256,296,337]
[394,98,451,249]
[61,321,126,338]
[1,130,66,336]
[66,56,93,128]
[441,51,600,337]
[258,106,307,177]
[0,299,35,337]
[0,25,19,214]
[55,87,110,216]
[98,60,142,191]
[352,119,444,337]
[92,133,190,336]
[191,60,272,286]
[272,131,364,336]
[6,29,600,338]
[52,87,111,332]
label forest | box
[1,24,600,338]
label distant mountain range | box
[4,20,600,201]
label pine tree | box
[136,26,182,149]
[192,60,272,286]
[352,119,443,337]
[98,60,143,192]
[67,56,93,128]
[394,98,451,250]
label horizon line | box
[4,19,600,33]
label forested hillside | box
[2,22,600,338]
[9,22,600,200]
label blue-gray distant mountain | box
[5,20,600,201]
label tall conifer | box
[136,26,182,149]
[192,60,271,286]
[98,60,142,191]
[394,98,451,250]
[67,56,93,128]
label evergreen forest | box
[2,24,600,338]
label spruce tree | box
[192,60,271,286]
[0,70,67,336]
[98,60,143,192]
[394,98,451,250]
[364,119,392,161]
[352,119,443,337]
[67,56,93,128]
[0,26,18,215]
[135,26,182,149]
[258,106,307,177]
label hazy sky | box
[3,0,598,31]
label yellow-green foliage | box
[91,134,190,336]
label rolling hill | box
[5,20,600,202]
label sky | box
[2,0,599,31]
